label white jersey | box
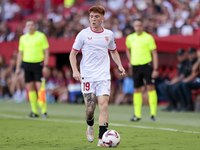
[72,27,116,82]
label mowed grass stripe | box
[0,113,199,134]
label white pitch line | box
[0,113,199,134]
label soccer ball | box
[102,130,120,147]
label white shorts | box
[81,80,111,96]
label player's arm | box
[69,49,82,82]
[183,61,200,83]
[169,74,184,84]
[43,48,49,67]
[110,50,125,75]
[42,48,49,75]
[151,49,159,78]
[126,47,131,61]
[15,51,23,75]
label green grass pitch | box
[0,101,200,150]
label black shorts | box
[132,63,154,88]
[23,62,43,83]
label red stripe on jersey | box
[72,48,80,52]
[108,48,117,51]
[90,27,104,33]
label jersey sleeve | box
[148,35,157,51]
[72,32,84,52]
[42,34,49,49]
[125,35,130,49]
[18,36,24,51]
[108,32,116,51]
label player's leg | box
[161,84,177,111]
[173,83,186,111]
[146,84,157,121]
[27,81,38,117]
[181,82,200,111]
[24,62,38,117]
[83,92,96,142]
[97,95,109,146]
[130,65,143,121]
[144,63,157,121]
[95,80,111,146]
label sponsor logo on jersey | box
[88,37,92,40]
[105,36,109,42]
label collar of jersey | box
[90,27,104,33]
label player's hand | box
[118,65,125,76]
[73,70,82,82]
[42,66,48,76]
[151,70,159,78]
[15,68,20,76]
[128,62,132,68]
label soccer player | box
[69,5,125,147]
[126,19,159,121]
[15,19,49,118]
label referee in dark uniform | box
[15,19,49,118]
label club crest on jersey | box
[105,36,109,42]
[88,37,92,40]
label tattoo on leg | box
[84,93,96,119]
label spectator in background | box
[50,70,68,102]
[0,25,15,42]
[5,27,15,42]
[0,55,8,87]
[173,48,198,111]
[16,0,35,16]
[170,20,180,34]
[161,49,189,111]
[5,56,26,102]
[45,67,56,103]
[13,24,23,41]
[181,17,194,36]
[113,66,125,105]
[117,66,134,105]
[46,6,63,23]
[178,55,200,111]
[0,55,8,98]
[4,0,20,21]
[36,13,45,32]
[65,69,76,85]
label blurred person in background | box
[126,19,159,122]
[0,55,8,98]
[172,48,198,111]
[44,67,56,103]
[181,17,194,36]
[16,0,34,16]
[113,66,125,105]
[161,49,190,111]
[49,70,68,103]
[3,0,20,21]
[5,56,26,102]
[15,19,49,118]
[115,66,134,105]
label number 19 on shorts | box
[83,82,90,91]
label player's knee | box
[99,103,108,113]
[86,108,95,116]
